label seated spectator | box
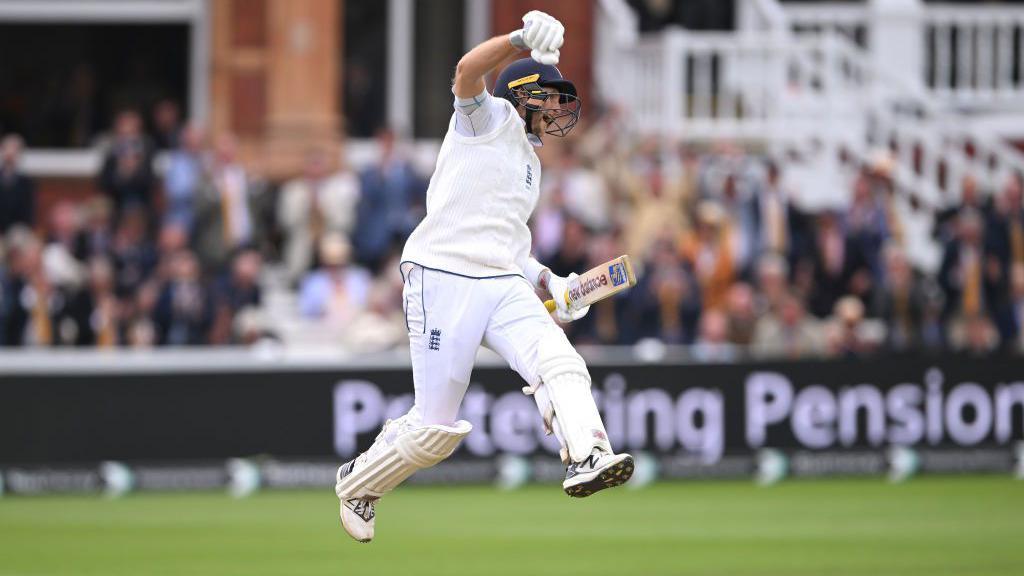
[45,201,88,263]
[0,134,35,234]
[111,207,158,298]
[2,233,74,347]
[278,148,361,285]
[949,313,1001,357]
[81,197,114,259]
[725,282,758,346]
[98,109,155,222]
[210,248,263,344]
[691,309,739,362]
[755,252,789,315]
[66,256,120,347]
[823,296,880,358]
[152,250,213,346]
[341,279,407,353]
[299,233,372,322]
[752,292,823,359]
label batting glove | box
[511,10,564,66]
[547,272,590,323]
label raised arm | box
[453,11,564,99]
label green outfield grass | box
[0,477,1021,576]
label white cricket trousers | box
[401,262,574,428]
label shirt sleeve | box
[452,87,509,137]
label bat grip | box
[543,290,569,313]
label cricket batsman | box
[335,10,634,543]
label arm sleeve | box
[452,87,509,137]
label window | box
[342,1,389,137]
[0,24,189,148]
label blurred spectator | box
[153,249,213,346]
[625,239,701,344]
[949,313,1000,357]
[751,292,822,359]
[299,234,372,323]
[193,134,268,271]
[98,109,155,221]
[341,278,407,353]
[152,99,182,150]
[44,201,88,263]
[725,282,758,346]
[936,173,990,242]
[718,172,758,276]
[2,233,78,347]
[691,309,738,362]
[988,173,1024,279]
[210,248,263,345]
[623,138,688,261]
[278,148,361,285]
[994,263,1024,352]
[824,296,880,358]
[938,208,1002,321]
[163,121,207,233]
[679,202,735,311]
[755,253,789,316]
[66,256,120,347]
[353,129,425,271]
[0,134,35,234]
[81,197,114,259]
[752,160,793,261]
[873,244,926,352]
[111,207,158,298]
[550,143,610,231]
[804,211,872,318]
[547,216,590,278]
[847,171,891,277]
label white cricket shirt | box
[401,95,542,278]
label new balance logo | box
[428,329,441,351]
[579,454,600,469]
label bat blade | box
[543,255,637,313]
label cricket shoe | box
[336,459,375,543]
[563,449,634,498]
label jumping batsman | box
[335,10,634,543]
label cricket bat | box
[544,255,638,313]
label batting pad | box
[335,420,472,499]
[535,331,613,463]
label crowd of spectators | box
[2,99,1024,359]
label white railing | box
[594,0,1024,271]
[924,4,1024,105]
[775,0,1024,109]
[783,1,867,44]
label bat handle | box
[543,290,569,313]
